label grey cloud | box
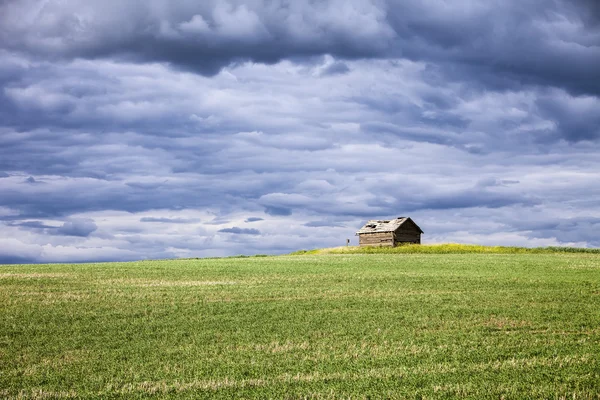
[140,217,200,224]
[245,217,263,222]
[573,0,600,26]
[204,218,231,226]
[320,61,350,76]
[0,172,8,178]
[56,218,97,237]
[361,121,458,147]
[304,220,345,228]
[5,218,100,238]
[476,178,521,188]
[0,173,259,218]
[504,216,600,247]
[218,227,260,235]
[413,191,540,212]
[259,179,539,219]
[127,182,169,190]
[537,91,600,142]
[264,206,292,216]
[7,220,56,230]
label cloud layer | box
[1,0,599,263]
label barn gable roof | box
[356,217,424,235]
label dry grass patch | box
[5,389,78,400]
[131,280,237,287]
[9,291,92,304]
[21,350,91,377]
[0,273,70,279]
[482,316,532,330]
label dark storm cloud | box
[573,0,600,25]
[218,227,260,235]
[0,0,393,76]
[1,1,599,96]
[385,1,600,96]
[536,92,600,142]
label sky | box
[1,0,600,263]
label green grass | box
[1,253,600,399]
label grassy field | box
[1,251,600,399]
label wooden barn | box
[356,217,423,247]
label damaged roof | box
[356,217,424,235]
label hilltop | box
[290,243,600,255]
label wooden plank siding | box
[358,232,395,247]
[393,220,421,244]
[393,231,420,244]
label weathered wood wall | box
[393,231,420,244]
[358,232,395,247]
[393,220,421,245]
[358,223,422,247]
